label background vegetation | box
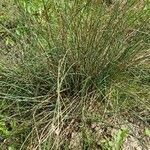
[0,0,150,149]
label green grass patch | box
[0,0,150,149]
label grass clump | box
[0,0,150,149]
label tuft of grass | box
[0,0,150,149]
